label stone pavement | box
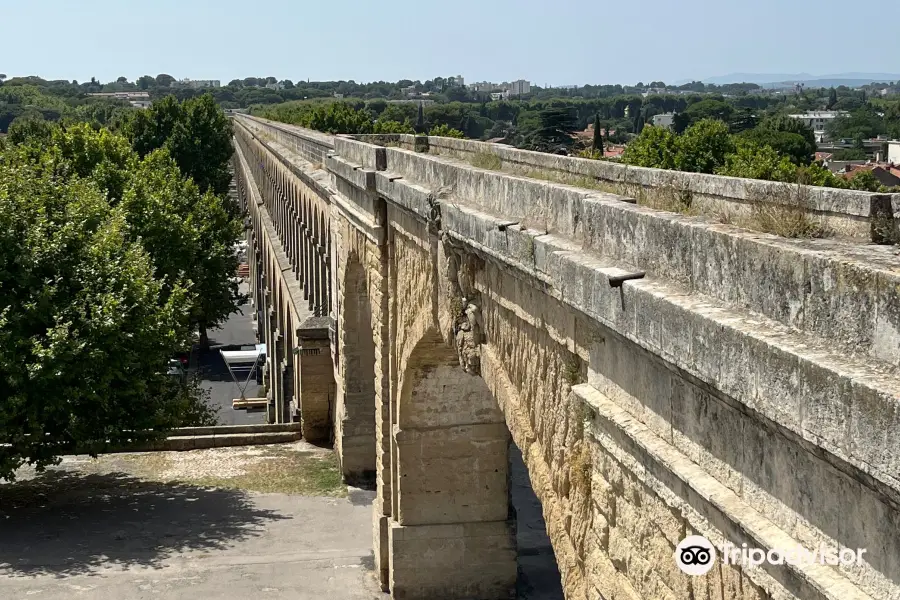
[0,443,563,600]
[0,448,381,600]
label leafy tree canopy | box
[0,140,205,480]
[124,94,234,198]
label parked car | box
[167,358,187,384]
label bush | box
[428,123,465,138]
[716,140,797,182]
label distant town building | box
[88,91,150,100]
[642,87,676,97]
[467,81,491,92]
[447,75,465,87]
[387,99,436,106]
[788,111,848,142]
[178,78,221,89]
[652,113,675,129]
[506,79,531,96]
[838,163,900,187]
[265,82,284,91]
[887,141,900,165]
[467,79,531,96]
[87,91,152,109]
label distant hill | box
[699,72,900,88]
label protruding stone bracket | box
[608,271,646,288]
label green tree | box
[621,125,678,169]
[58,124,243,346]
[415,102,426,133]
[847,170,884,192]
[633,111,645,133]
[373,119,414,134]
[0,143,199,480]
[739,128,815,166]
[682,99,733,125]
[7,114,54,144]
[524,106,577,151]
[827,87,838,110]
[125,94,234,198]
[137,75,155,90]
[716,139,797,182]
[674,119,735,174]
[592,114,604,154]
[831,147,867,160]
[428,123,465,138]
[155,73,176,87]
[751,115,817,165]
[304,102,374,134]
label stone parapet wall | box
[358,131,900,244]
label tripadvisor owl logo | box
[675,535,717,575]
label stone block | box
[388,520,516,600]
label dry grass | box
[741,203,826,238]
[564,353,583,385]
[10,443,347,498]
[570,442,592,491]
[187,449,344,496]
[471,151,502,171]
[521,169,616,193]
[873,214,900,245]
[738,185,827,239]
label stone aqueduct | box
[231,114,900,600]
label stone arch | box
[335,252,377,483]
[388,326,516,600]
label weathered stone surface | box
[233,115,900,600]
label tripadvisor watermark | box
[674,535,867,576]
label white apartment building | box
[468,81,497,92]
[788,111,848,142]
[178,79,221,89]
[507,79,531,96]
[468,79,531,96]
[652,113,675,129]
[888,141,900,165]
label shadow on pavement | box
[0,471,289,577]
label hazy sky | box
[3,0,897,86]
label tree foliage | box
[428,123,465,138]
[673,119,736,173]
[7,114,54,145]
[0,141,204,480]
[621,125,678,169]
[716,139,797,182]
[592,114,604,154]
[521,106,577,152]
[124,94,234,197]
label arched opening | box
[509,442,564,599]
[336,256,377,484]
[388,329,564,599]
[389,330,515,599]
